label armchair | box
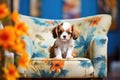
[18,14,111,78]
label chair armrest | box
[93,35,108,59]
[90,35,108,77]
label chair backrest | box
[19,14,111,58]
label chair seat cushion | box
[25,58,94,78]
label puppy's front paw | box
[55,55,62,59]
[66,55,73,58]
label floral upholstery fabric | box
[19,14,111,78]
[25,58,94,78]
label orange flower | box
[3,63,19,80]
[0,3,10,19]
[0,26,16,49]
[15,22,29,37]
[90,17,102,27]
[13,39,26,55]
[11,11,20,23]
[50,60,64,73]
[19,54,29,68]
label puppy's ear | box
[52,26,58,38]
[72,25,80,40]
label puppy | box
[49,22,80,59]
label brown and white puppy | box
[49,22,80,59]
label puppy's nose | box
[63,35,66,38]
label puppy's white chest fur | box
[55,38,74,58]
[60,42,69,54]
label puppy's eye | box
[68,32,71,35]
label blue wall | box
[19,0,30,15]
[19,0,120,55]
[41,0,62,19]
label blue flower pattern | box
[79,60,92,68]
[31,69,68,78]
[32,51,47,58]
[75,27,96,57]
[93,55,106,77]
[31,17,61,27]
